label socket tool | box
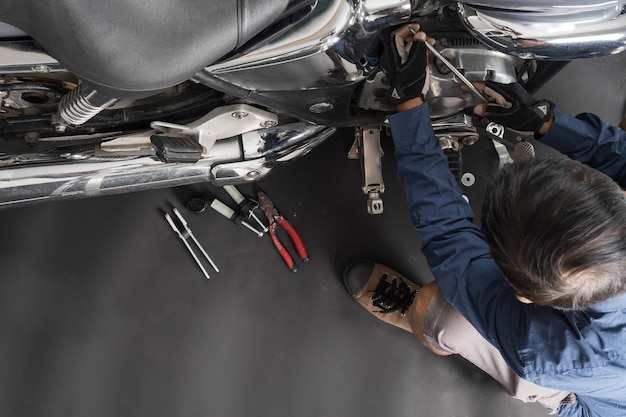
[164,207,219,279]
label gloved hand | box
[380,26,429,106]
[482,82,554,133]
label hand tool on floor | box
[164,207,219,279]
[258,191,309,272]
[209,186,265,237]
[223,185,268,233]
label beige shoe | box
[343,260,419,333]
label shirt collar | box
[587,292,626,313]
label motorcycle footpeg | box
[150,135,204,163]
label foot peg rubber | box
[150,135,203,163]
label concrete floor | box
[0,53,624,417]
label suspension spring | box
[56,83,118,126]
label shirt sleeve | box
[388,105,527,372]
[539,109,626,188]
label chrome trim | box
[0,121,334,208]
[459,1,626,14]
[459,3,626,59]
[205,0,411,89]
[240,122,328,159]
[207,0,356,75]
[359,0,412,32]
[56,84,118,127]
[212,126,335,184]
[427,47,522,118]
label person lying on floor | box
[343,23,626,417]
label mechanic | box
[343,24,626,417]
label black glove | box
[483,82,554,133]
[380,30,428,106]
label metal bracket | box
[151,103,278,154]
[349,127,385,215]
[100,103,278,156]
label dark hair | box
[481,157,626,310]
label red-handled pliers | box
[258,191,309,272]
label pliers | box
[258,191,309,272]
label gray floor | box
[0,54,624,417]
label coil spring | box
[57,83,117,126]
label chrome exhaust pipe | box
[0,122,335,208]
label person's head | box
[481,157,626,310]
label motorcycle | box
[0,0,624,212]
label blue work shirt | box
[388,105,626,417]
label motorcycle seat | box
[0,0,296,98]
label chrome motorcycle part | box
[431,113,474,133]
[426,45,523,118]
[432,113,479,146]
[0,120,335,207]
[439,135,463,186]
[0,83,224,145]
[492,140,513,168]
[423,41,487,104]
[459,2,626,59]
[434,46,520,84]
[211,123,335,184]
[150,104,278,155]
[360,0,413,32]
[200,0,412,127]
[55,83,118,128]
[351,127,385,215]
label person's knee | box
[410,282,452,356]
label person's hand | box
[380,24,435,110]
[473,81,555,134]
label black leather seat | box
[0,0,292,98]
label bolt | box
[309,102,334,114]
[24,132,40,147]
[261,120,278,128]
[31,65,51,73]
[245,170,260,180]
[231,111,249,119]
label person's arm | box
[382,25,527,372]
[389,103,525,364]
[539,109,626,188]
[477,81,626,188]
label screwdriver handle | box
[210,199,235,220]
[224,185,245,205]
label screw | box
[245,170,260,180]
[231,111,249,119]
[31,65,51,73]
[24,132,40,147]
